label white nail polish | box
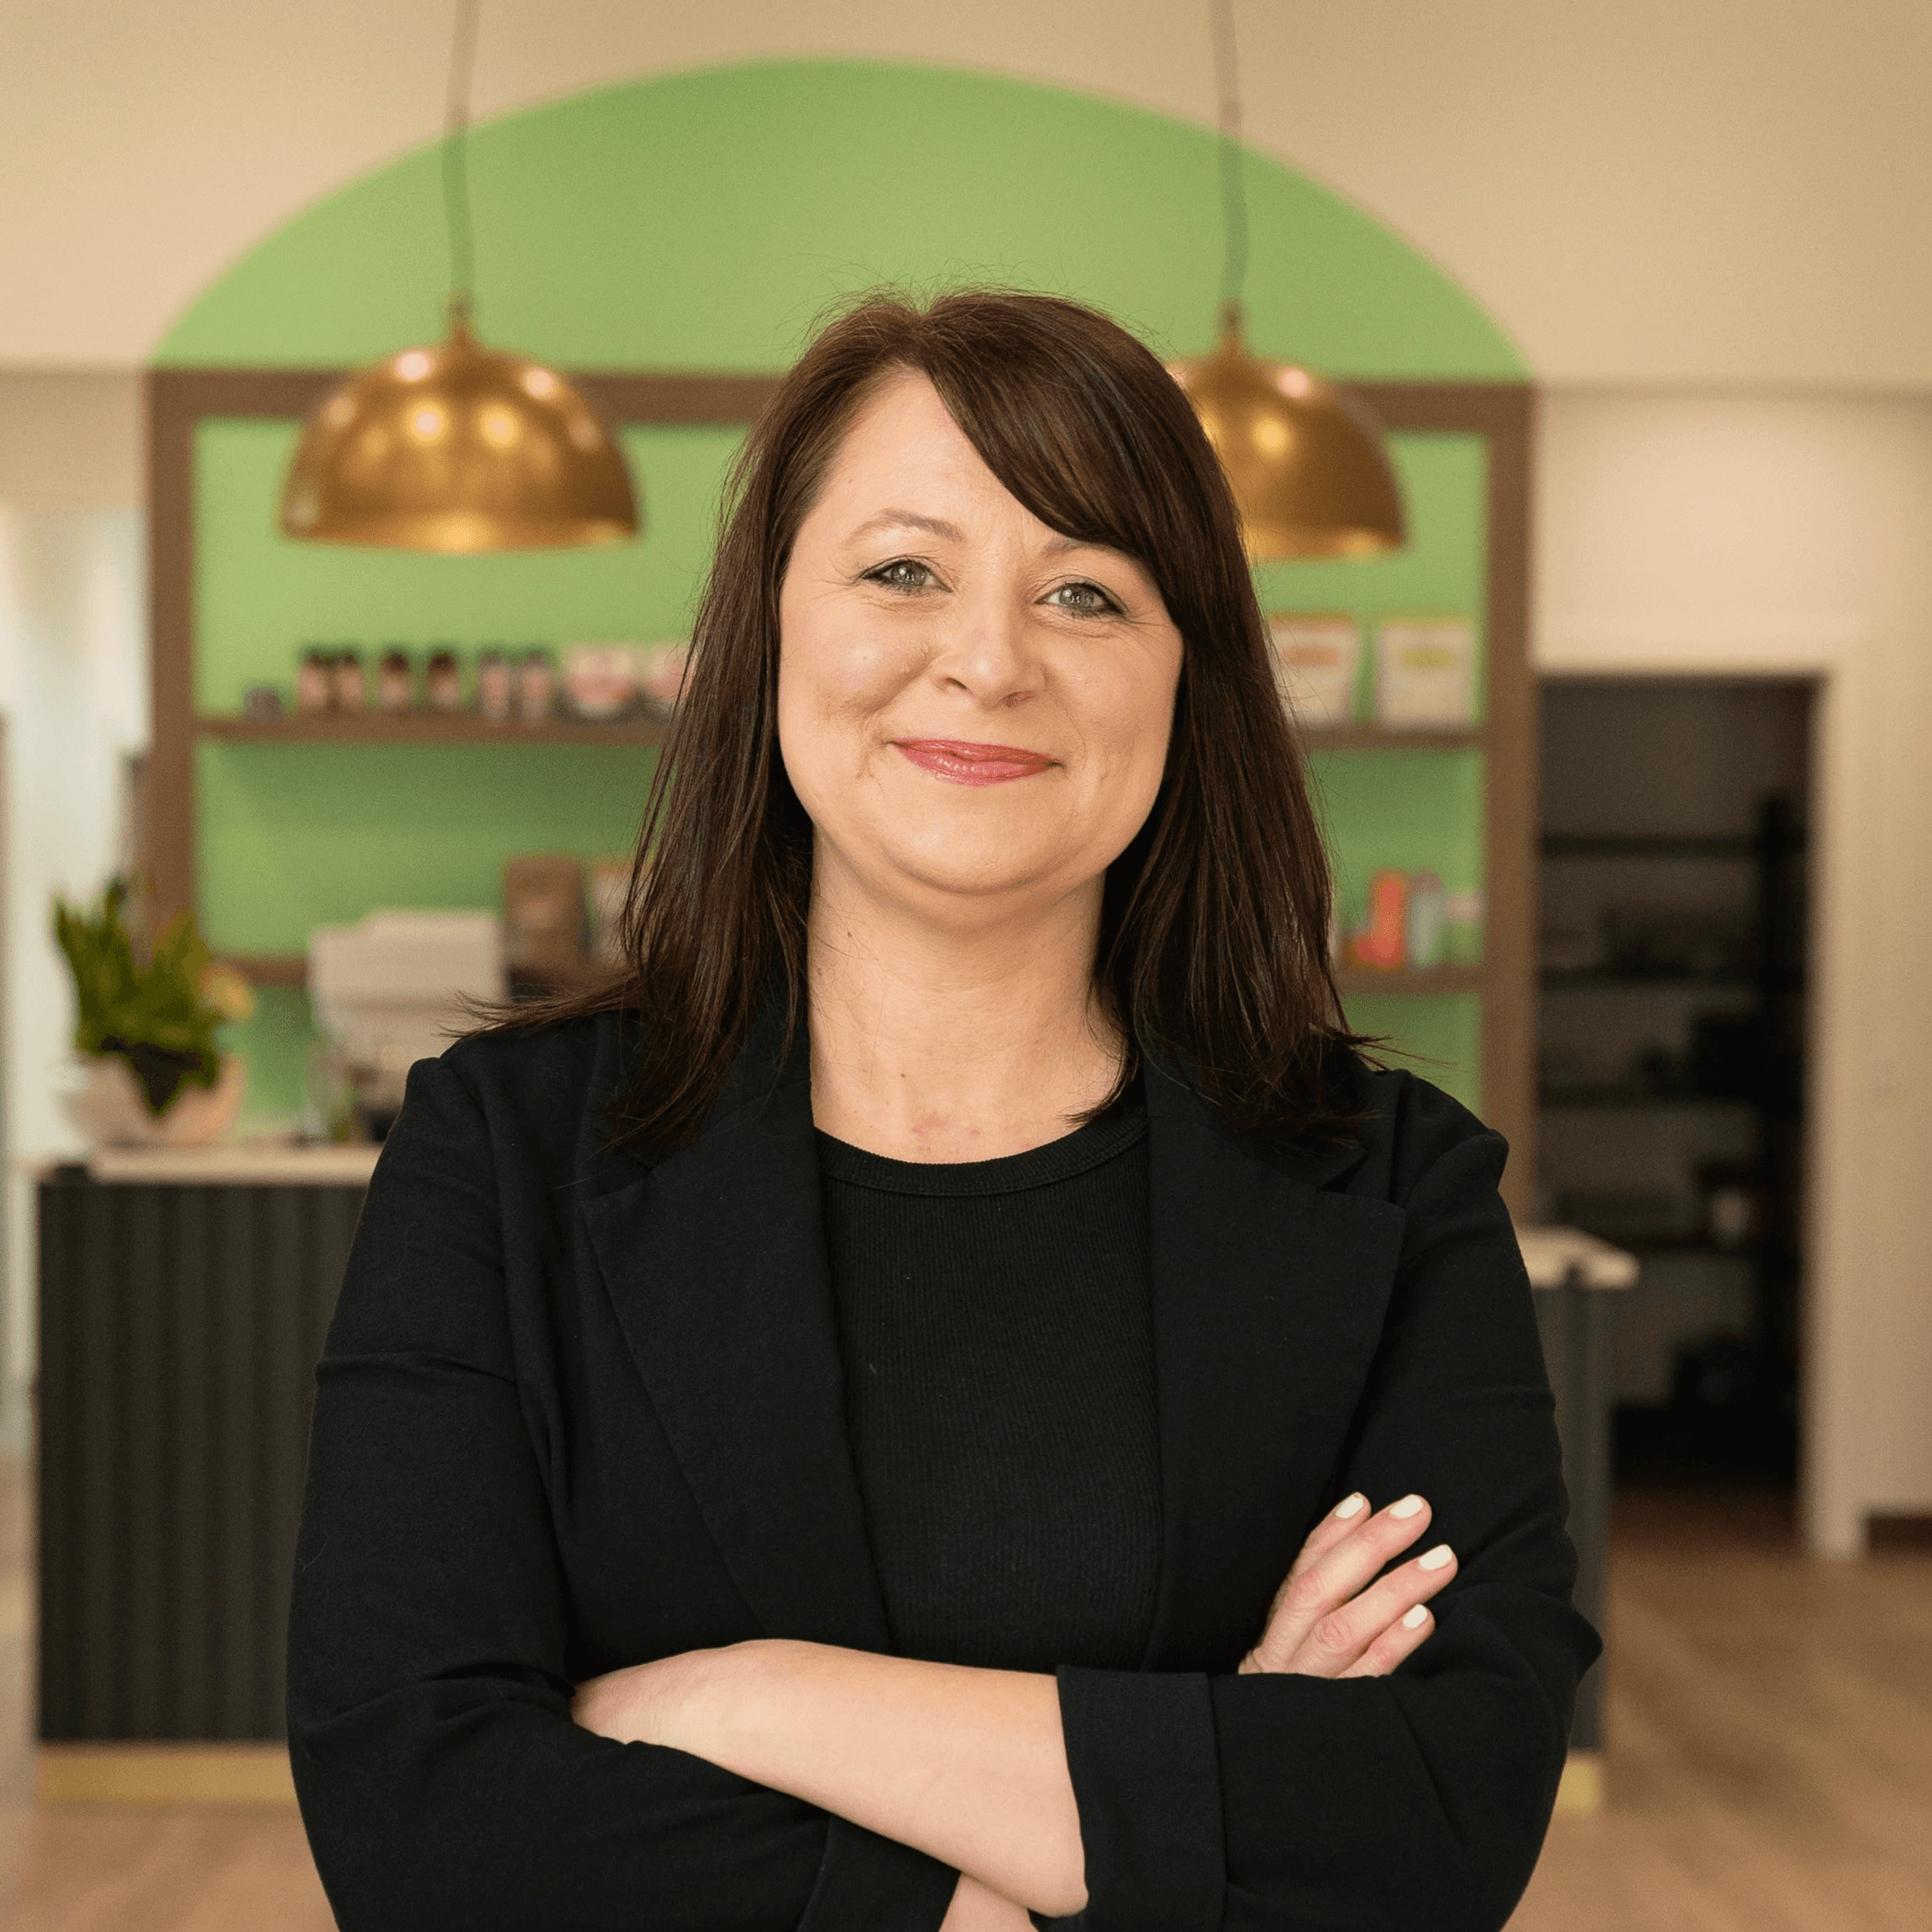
[1389,1494,1425,1520]
[1334,1493,1367,1519]
[1402,1604,1430,1629]
[1419,1544,1453,1570]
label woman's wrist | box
[572,1643,740,1753]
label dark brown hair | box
[495,288,1367,1150]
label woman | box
[288,289,1599,1932]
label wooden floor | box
[2,1462,1927,1930]
[1511,1488,1932,1931]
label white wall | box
[1536,387,1932,1553]
[5,0,1932,386]
[0,508,147,1453]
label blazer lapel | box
[1138,1060,1406,1670]
[578,1005,892,1653]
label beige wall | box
[5,0,1932,384]
[0,374,140,510]
[1537,387,1932,1553]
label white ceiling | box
[5,0,1929,385]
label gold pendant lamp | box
[278,2,638,553]
[1169,0,1404,562]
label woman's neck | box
[805,851,1121,1163]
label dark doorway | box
[1538,678,1810,1497]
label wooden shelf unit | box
[147,370,1536,1214]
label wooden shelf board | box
[221,954,623,994]
[197,713,668,747]
[1299,726,1484,751]
[1336,964,1484,995]
[222,953,308,987]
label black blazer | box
[288,1004,1599,1932]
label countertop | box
[1517,1225,1640,1290]
[29,1142,381,1186]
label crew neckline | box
[815,1081,1146,1198]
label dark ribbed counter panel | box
[37,1171,365,1740]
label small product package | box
[632,641,690,722]
[425,647,465,711]
[516,648,557,722]
[376,648,414,713]
[332,648,367,711]
[1346,869,1409,970]
[1374,616,1476,728]
[589,855,633,964]
[561,643,637,722]
[476,648,513,722]
[296,647,334,714]
[1267,612,1359,728]
[502,853,588,982]
[1404,871,1448,968]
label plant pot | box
[62,1052,246,1149]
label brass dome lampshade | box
[281,302,636,552]
[278,1,638,554]
[1171,0,1404,562]
[1172,300,1403,560]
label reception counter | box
[36,1150,1630,1771]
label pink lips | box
[895,738,1056,785]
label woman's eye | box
[865,559,936,592]
[1046,580,1121,616]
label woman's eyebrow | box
[1045,532,1134,564]
[847,509,963,543]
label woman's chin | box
[859,822,1074,909]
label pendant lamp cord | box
[1210,0,1249,335]
[443,0,480,328]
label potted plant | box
[53,879,254,1147]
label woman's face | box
[777,370,1184,925]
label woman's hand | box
[1239,1493,1457,1678]
[939,1872,1037,1931]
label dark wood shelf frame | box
[197,713,669,747]
[1299,726,1485,752]
[148,370,1535,1213]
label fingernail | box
[1389,1494,1425,1520]
[1402,1604,1430,1629]
[1333,1493,1367,1519]
[1419,1544,1453,1571]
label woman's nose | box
[927,590,1037,708]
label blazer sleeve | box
[1039,1097,1602,1932]
[287,1055,960,1932]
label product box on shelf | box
[1373,616,1476,728]
[1267,612,1360,729]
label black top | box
[818,1089,1161,1674]
[286,1004,1599,1932]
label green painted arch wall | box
[165,60,1515,1127]
[159,59,1522,378]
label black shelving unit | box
[1540,795,1806,1481]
